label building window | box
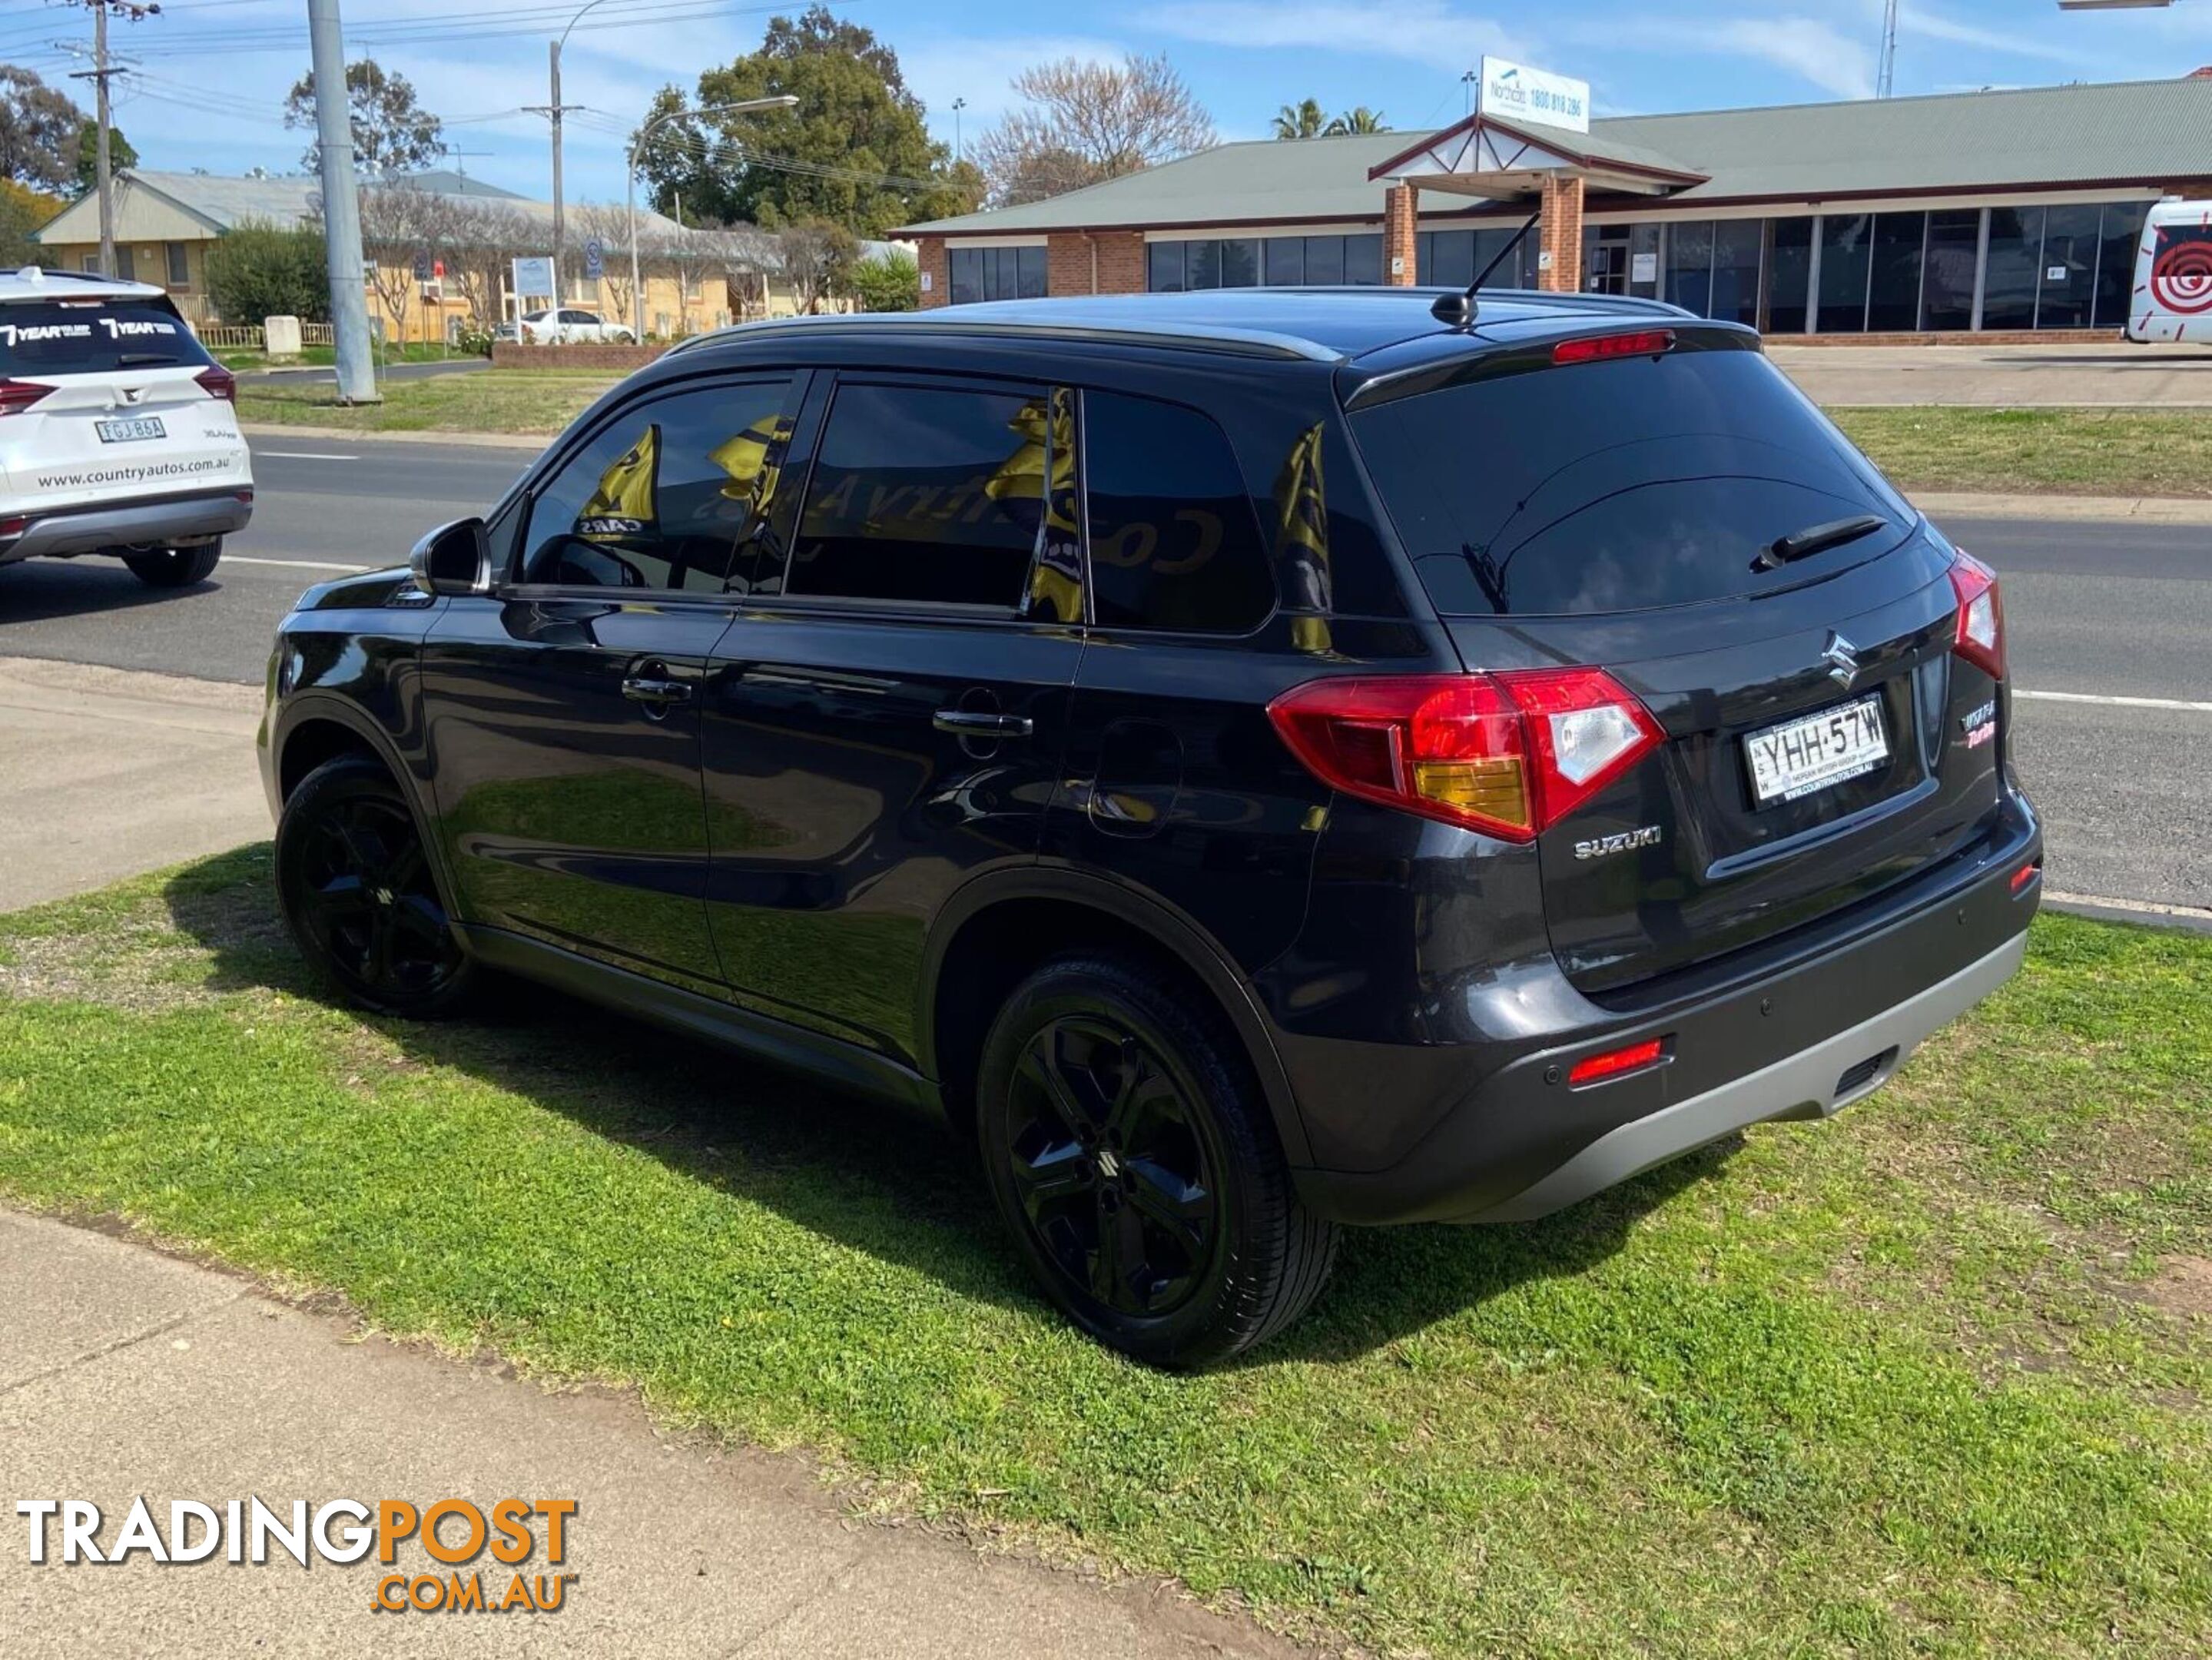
[1982,207,2043,330]
[1148,240,1185,293]
[1920,209,1980,330]
[1864,213,1925,331]
[1221,238,1259,287]
[2094,201,2154,330]
[1262,237,1304,285]
[1816,214,1873,332]
[1764,217,1813,333]
[114,244,134,282]
[164,241,190,288]
[2036,204,2101,329]
[947,244,1045,305]
[1665,221,1714,314]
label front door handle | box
[933,709,1033,739]
[622,676,694,706]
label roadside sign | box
[583,237,605,281]
[1477,56,1589,134]
[412,250,433,281]
[512,254,555,299]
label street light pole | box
[532,0,612,312]
[626,95,796,342]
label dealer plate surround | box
[1745,693,1889,805]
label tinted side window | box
[1083,393,1273,633]
[789,381,1056,609]
[520,379,797,593]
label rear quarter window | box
[1350,339,1914,616]
[0,297,211,376]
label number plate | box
[1744,694,1889,805]
[95,416,166,443]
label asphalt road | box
[0,438,2201,914]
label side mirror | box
[409,517,489,597]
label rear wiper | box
[114,352,180,366]
[1753,513,1891,572]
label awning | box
[1367,111,1710,200]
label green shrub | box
[846,249,919,313]
[204,221,330,325]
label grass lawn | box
[214,342,469,373]
[8,852,2207,1657]
[1831,406,2212,499]
[234,369,617,435]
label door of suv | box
[698,374,1086,1062]
[420,373,803,994]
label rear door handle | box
[933,709,1033,738]
[622,676,694,706]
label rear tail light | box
[0,379,52,416]
[0,516,25,538]
[1567,1037,1670,1087]
[1552,328,1675,365]
[194,365,237,403]
[1948,551,2005,679]
[1267,668,1663,842]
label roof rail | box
[667,310,1345,364]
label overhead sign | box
[1477,56,1589,134]
[512,255,555,299]
[583,237,605,282]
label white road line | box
[256,450,359,461]
[224,556,373,573]
[2047,890,2212,924]
[2015,689,2212,714]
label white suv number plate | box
[1745,694,1889,805]
[95,416,165,443]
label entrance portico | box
[1368,111,1711,294]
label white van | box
[2127,199,2212,343]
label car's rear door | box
[420,370,804,994]
[0,293,247,508]
[696,371,1086,1063]
[1350,330,2008,994]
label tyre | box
[977,954,1338,1368]
[122,541,221,588]
[275,753,476,1018]
[614,330,635,345]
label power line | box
[121,0,810,54]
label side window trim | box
[502,369,812,599]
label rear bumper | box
[0,488,253,563]
[1286,788,2041,1225]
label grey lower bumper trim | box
[0,493,251,562]
[1472,931,2029,1223]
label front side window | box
[519,379,797,593]
[1083,392,1273,633]
[788,381,1065,610]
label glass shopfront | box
[1148,233,1382,293]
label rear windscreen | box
[0,298,211,376]
[1350,340,1915,616]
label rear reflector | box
[0,516,26,538]
[1552,329,1675,366]
[2011,861,2040,895]
[1948,552,2005,679]
[1567,1038,1668,1087]
[1268,668,1662,842]
[0,379,52,417]
[194,365,237,403]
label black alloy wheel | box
[1004,1014,1222,1319]
[277,755,474,1017]
[978,954,1338,1368]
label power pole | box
[951,96,966,161]
[307,0,376,403]
[523,43,582,309]
[65,0,160,277]
[1877,0,1901,98]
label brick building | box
[901,76,2212,340]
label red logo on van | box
[2149,225,2212,314]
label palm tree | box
[1271,98,1328,141]
[1325,106,1389,135]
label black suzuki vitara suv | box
[260,288,2041,1366]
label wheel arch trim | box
[270,692,463,921]
[917,865,1313,1167]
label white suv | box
[0,267,252,588]
[516,307,635,346]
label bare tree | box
[441,200,532,326]
[570,202,637,330]
[775,219,857,315]
[974,55,1213,208]
[356,182,466,343]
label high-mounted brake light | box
[1567,1037,1669,1087]
[0,378,52,417]
[1552,329,1675,366]
[1267,668,1663,842]
[1948,550,2005,679]
[194,365,237,403]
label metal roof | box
[901,76,2212,237]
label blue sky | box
[0,0,2207,208]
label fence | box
[190,322,337,351]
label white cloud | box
[1889,2,2078,65]
[1129,1,1534,74]
[1712,18,1877,100]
